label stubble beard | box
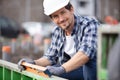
[61,23,70,31]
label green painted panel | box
[12,71,21,80]
[102,36,108,69]
[0,66,3,80]
[0,60,67,80]
[98,69,107,80]
[4,68,11,80]
[22,75,33,80]
[102,35,118,69]
[100,34,118,80]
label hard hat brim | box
[44,0,70,16]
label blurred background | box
[0,0,120,79]
[0,0,120,68]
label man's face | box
[50,7,74,30]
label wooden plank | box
[22,62,51,78]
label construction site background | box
[0,0,120,80]
[0,0,120,68]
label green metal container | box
[97,25,120,80]
[0,60,67,80]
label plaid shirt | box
[43,15,100,65]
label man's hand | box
[18,58,35,71]
[46,66,66,76]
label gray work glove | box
[18,58,35,71]
[46,66,66,76]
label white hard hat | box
[43,0,70,16]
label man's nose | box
[59,15,64,22]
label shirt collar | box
[71,15,78,36]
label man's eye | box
[52,15,58,19]
[61,11,65,15]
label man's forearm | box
[62,51,89,72]
[34,57,51,67]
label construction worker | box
[18,0,100,80]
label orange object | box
[21,62,51,78]
[2,46,11,53]
[105,16,113,24]
[44,38,51,44]
[104,16,119,25]
[113,19,119,25]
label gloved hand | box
[46,66,66,76]
[18,58,35,71]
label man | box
[18,0,100,80]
